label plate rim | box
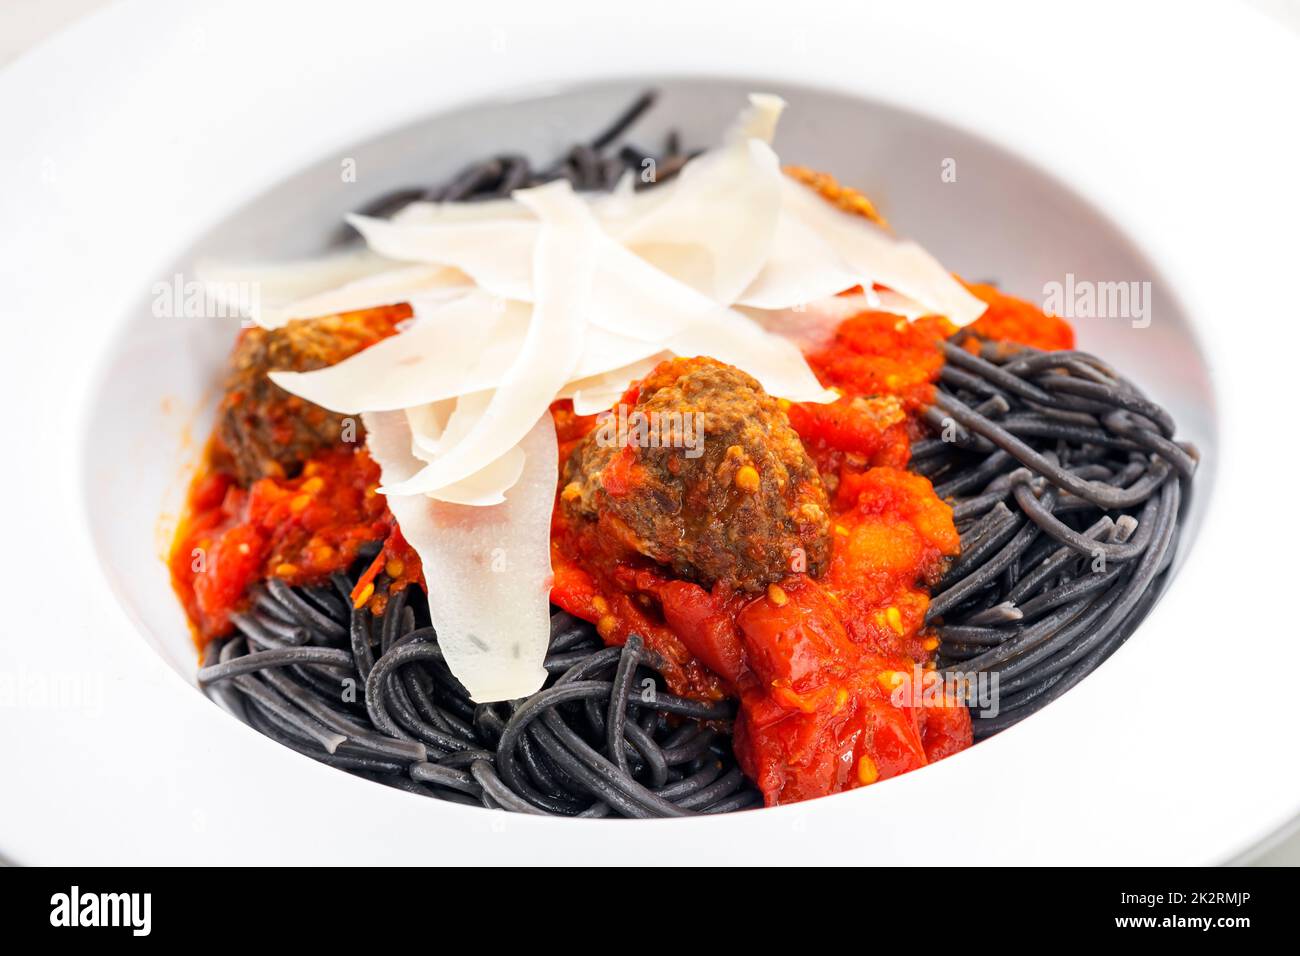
[1,0,1297,865]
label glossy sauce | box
[170,444,420,641]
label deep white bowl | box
[2,0,1297,865]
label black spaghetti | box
[913,336,1194,737]
[199,565,760,817]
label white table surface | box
[3,0,1297,867]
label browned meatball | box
[562,357,831,592]
[216,306,405,485]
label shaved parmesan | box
[584,238,723,342]
[392,197,531,225]
[562,352,669,415]
[868,288,935,319]
[404,401,454,459]
[272,295,664,417]
[431,447,527,507]
[273,264,471,325]
[347,213,538,302]
[587,171,667,234]
[614,134,784,304]
[270,292,531,413]
[413,391,489,462]
[380,181,598,496]
[363,410,557,701]
[573,325,666,376]
[744,291,938,352]
[405,395,527,505]
[729,92,786,144]
[431,448,526,507]
[741,298,860,352]
[735,210,865,310]
[669,305,838,404]
[778,177,987,326]
[197,249,399,329]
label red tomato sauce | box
[170,443,420,642]
[965,282,1075,351]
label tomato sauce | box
[965,282,1075,351]
[170,443,420,641]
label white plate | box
[2,0,1297,865]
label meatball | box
[562,357,832,592]
[216,307,403,484]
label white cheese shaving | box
[406,392,527,506]
[379,180,598,497]
[743,291,941,353]
[561,353,669,415]
[668,305,838,404]
[404,395,528,505]
[197,249,401,329]
[271,295,666,416]
[868,288,936,319]
[391,197,531,225]
[363,409,556,701]
[741,297,862,352]
[274,264,472,325]
[729,92,786,144]
[735,209,866,310]
[269,291,531,413]
[346,213,538,302]
[404,400,454,459]
[610,100,785,304]
[775,177,987,326]
[428,446,527,507]
[584,237,723,342]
